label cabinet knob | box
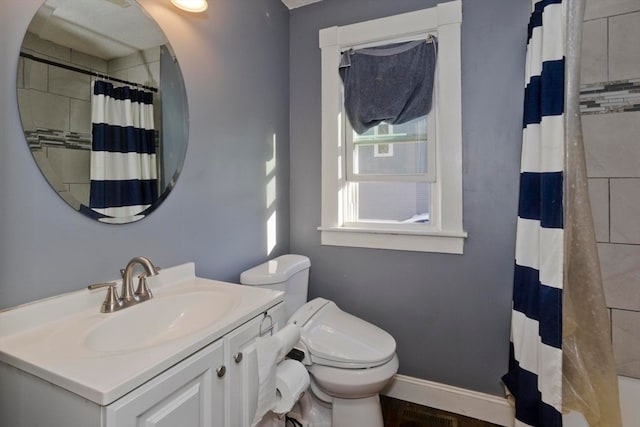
[216,366,226,378]
[233,352,243,363]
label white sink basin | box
[0,262,284,405]
[84,290,237,353]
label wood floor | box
[380,396,502,427]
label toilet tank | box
[240,254,311,320]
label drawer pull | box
[216,366,226,378]
[234,352,243,363]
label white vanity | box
[0,262,285,427]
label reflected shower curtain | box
[89,80,158,219]
[503,1,621,426]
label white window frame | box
[318,1,466,254]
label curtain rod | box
[19,52,158,93]
[341,35,436,56]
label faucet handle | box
[134,273,153,302]
[88,282,122,313]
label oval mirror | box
[17,0,189,224]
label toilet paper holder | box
[259,312,274,336]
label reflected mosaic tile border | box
[580,78,640,115]
[25,128,92,150]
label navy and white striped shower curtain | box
[90,80,158,219]
[502,1,565,426]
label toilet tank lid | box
[240,254,310,285]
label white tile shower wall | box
[587,178,609,242]
[585,0,640,21]
[612,310,640,378]
[583,112,640,177]
[580,19,607,84]
[598,243,640,311]
[583,0,640,379]
[609,12,640,81]
[611,179,640,244]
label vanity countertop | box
[0,263,283,405]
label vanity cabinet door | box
[226,315,262,427]
[104,339,226,427]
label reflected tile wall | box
[583,0,640,379]
[20,35,160,211]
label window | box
[348,116,435,182]
[318,1,466,254]
[346,114,434,225]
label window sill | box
[318,226,467,254]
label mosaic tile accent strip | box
[580,78,640,115]
[25,128,160,151]
[25,128,92,150]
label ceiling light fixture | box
[171,0,208,13]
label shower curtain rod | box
[20,52,158,93]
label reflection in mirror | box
[17,0,189,224]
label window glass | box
[354,181,430,223]
[351,116,429,178]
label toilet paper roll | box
[273,359,310,415]
[273,324,301,362]
[251,325,302,426]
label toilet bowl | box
[308,354,400,399]
[240,255,398,427]
[288,297,398,426]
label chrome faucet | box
[88,257,160,313]
[120,256,160,308]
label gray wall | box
[0,0,290,309]
[289,0,529,396]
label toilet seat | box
[288,298,396,369]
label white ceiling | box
[280,0,323,9]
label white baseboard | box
[381,374,515,427]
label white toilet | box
[240,254,399,427]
